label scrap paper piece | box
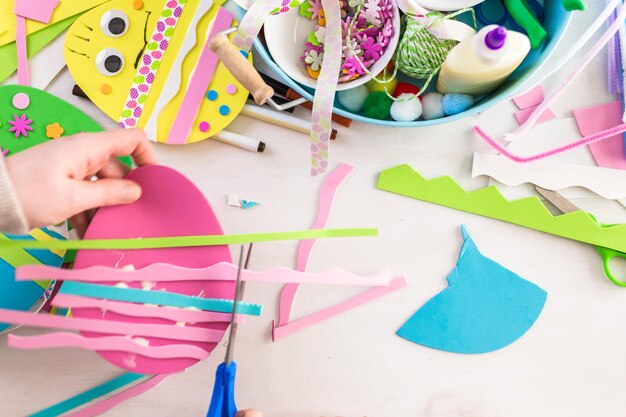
[8,333,210,360]
[376,164,626,254]
[512,85,545,109]
[273,276,408,341]
[14,0,61,23]
[228,194,241,208]
[514,105,556,126]
[51,294,245,324]
[572,100,626,170]
[472,152,626,199]
[59,282,263,316]
[397,226,547,354]
[18,262,395,286]
[28,372,146,417]
[276,163,354,330]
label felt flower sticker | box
[307,0,323,20]
[299,0,314,18]
[378,0,394,20]
[314,25,326,44]
[360,36,383,60]
[8,114,33,138]
[304,49,324,71]
[0,147,8,157]
[342,55,366,75]
[364,0,381,18]
[307,30,321,46]
[342,36,361,58]
[361,7,381,26]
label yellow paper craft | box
[0,0,109,47]
[64,0,250,144]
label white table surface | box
[3,3,626,416]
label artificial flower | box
[304,49,324,71]
[360,36,383,60]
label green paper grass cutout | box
[0,85,131,166]
[0,16,77,83]
[376,164,626,254]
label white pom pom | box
[390,93,423,122]
[421,92,445,120]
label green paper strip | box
[28,372,145,417]
[0,228,378,250]
[0,15,77,83]
[376,164,626,254]
[0,234,49,290]
[60,282,263,316]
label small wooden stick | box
[209,32,274,105]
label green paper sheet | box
[0,85,131,166]
[376,164,626,254]
[0,228,378,250]
[0,16,77,83]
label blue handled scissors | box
[536,187,626,287]
[206,244,252,417]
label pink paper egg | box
[72,165,232,374]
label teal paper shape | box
[397,225,547,354]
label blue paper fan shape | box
[397,225,547,354]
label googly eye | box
[100,10,129,38]
[95,48,125,76]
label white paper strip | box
[473,152,626,200]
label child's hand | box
[236,410,263,417]
[5,129,157,235]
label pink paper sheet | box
[71,165,233,374]
[513,86,545,109]
[573,101,626,169]
[14,0,60,23]
[515,105,556,125]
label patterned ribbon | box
[118,0,188,128]
[233,0,342,176]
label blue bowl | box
[253,0,572,126]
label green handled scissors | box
[536,187,626,287]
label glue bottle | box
[436,25,531,96]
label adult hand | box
[5,128,157,236]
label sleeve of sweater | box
[0,157,29,235]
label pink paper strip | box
[8,333,209,360]
[512,86,545,110]
[63,374,169,417]
[0,308,224,342]
[276,163,355,328]
[52,294,244,324]
[166,7,233,144]
[17,262,392,286]
[15,16,29,86]
[514,105,556,125]
[474,124,626,163]
[573,100,626,169]
[272,276,408,341]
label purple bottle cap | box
[485,26,507,50]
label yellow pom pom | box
[366,70,398,95]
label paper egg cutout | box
[64,0,250,144]
[397,226,547,354]
[72,165,233,374]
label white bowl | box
[411,0,487,12]
[263,3,401,91]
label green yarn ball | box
[363,91,393,120]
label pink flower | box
[360,36,383,60]
[307,0,323,20]
[379,0,394,20]
[342,55,366,75]
[361,8,381,26]
[8,114,33,138]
